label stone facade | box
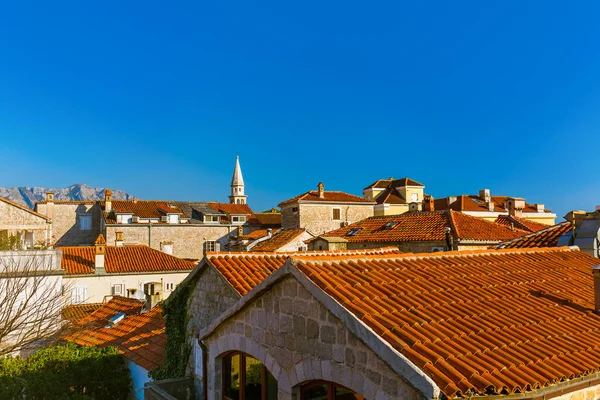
[309,239,495,253]
[105,224,234,260]
[202,276,424,400]
[0,200,51,247]
[36,202,102,246]
[282,203,374,235]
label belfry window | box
[223,352,277,400]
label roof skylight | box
[346,228,362,236]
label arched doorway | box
[222,352,278,400]
[301,381,364,400]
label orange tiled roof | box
[37,200,97,205]
[279,190,375,207]
[495,215,550,232]
[104,200,185,224]
[319,210,525,243]
[208,202,260,225]
[435,195,552,214]
[61,303,103,323]
[493,222,573,249]
[293,247,600,398]
[0,197,51,221]
[239,229,281,241]
[254,212,282,227]
[206,247,403,296]
[251,229,306,252]
[58,245,196,275]
[63,297,165,371]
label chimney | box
[317,182,325,199]
[592,265,600,313]
[423,196,435,212]
[506,198,525,218]
[45,192,55,220]
[536,204,545,213]
[237,225,243,238]
[143,282,162,311]
[487,201,494,212]
[479,189,491,203]
[267,228,273,238]
[160,241,173,255]
[94,234,106,274]
[115,231,124,247]
[105,189,112,212]
[447,196,457,207]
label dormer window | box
[117,214,133,224]
[204,215,219,223]
[232,216,246,223]
[168,214,179,224]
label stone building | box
[35,157,278,259]
[310,209,528,252]
[0,197,52,248]
[154,246,600,400]
[59,234,195,303]
[279,182,375,235]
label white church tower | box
[229,155,247,204]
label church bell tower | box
[229,156,247,204]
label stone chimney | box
[45,192,55,220]
[105,189,112,212]
[94,234,106,274]
[506,198,525,218]
[267,228,273,238]
[592,265,600,313]
[115,231,124,247]
[447,196,457,207]
[488,201,494,212]
[423,195,435,212]
[317,182,325,199]
[479,189,491,203]
[536,204,545,213]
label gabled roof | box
[62,297,165,371]
[493,222,573,249]
[58,245,196,275]
[207,202,260,225]
[202,247,600,399]
[251,229,307,252]
[319,210,525,243]
[363,179,394,190]
[279,190,375,207]
[204,247,403,296]
[176,202,225,224]
[435,195,552,214]
[495,215,550,232]
[103,200,185,224]
[254,212,282,227]
[0,197,51,221]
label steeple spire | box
[229,155,247,204]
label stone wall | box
[282,203,374,235]
[36,203,102,246]
[0,201,50,245]
[274,231,313,252]
[105,224,234,260]
[203,276,425,400]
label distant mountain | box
[0,184,133,209]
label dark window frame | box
[222,351,276,400]
[300,380,364,400]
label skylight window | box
[383,222,397,230]
[346,228,362,236]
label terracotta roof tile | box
[363,179,394,190]
[208,202,260,225]
[254,212,282,227]
[292,247,600,398]
[493,222,573,249]
[63,297,165,371]
[207,247,403,296]
[435,195,552,214]
[251,229,306,252]
[104,200,185,224]
[279,191,375,207]
[495,215,550,232]
[61,303,103,323]
[319,210,525,243]
[58,245,196,275]
[0,197,51,221]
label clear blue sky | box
[1,1,599,219]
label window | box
[111,284,124,296]
[168,214,179,224]
[223,352,277,400]
[117,214,132,224]
[205,240,216,252]
[383,221,397,230]
[232,216,246,223]
[411,193,418,202]
[346,228,362,237]
[71,286,87,304]
[79,215,92,230]
[332,208,341,220]
[292,207,298,213]
[165,283,174,291]
[205,215,220,223]
[431,246,445,252]
[301,381,363,400]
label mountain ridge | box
[0,184,133,209]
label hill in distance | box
[0,184,133,209]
